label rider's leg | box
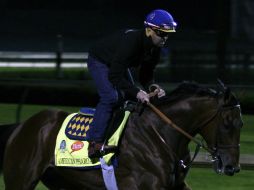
[87,56,118,142]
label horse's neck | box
[160,126,190,162]
[121,111,175,159]
[161,97,218,157]
[121,97,217,159]
[121,110,189,161]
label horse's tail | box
[0,123,18,173]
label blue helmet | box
[144,9,177,32]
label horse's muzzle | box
[224,165,241,176]
[213,156,241,176]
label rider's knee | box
[100,91,119,105]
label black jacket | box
[89,29,160,99]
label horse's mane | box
[169,81,217,98]
[152,81,218,106]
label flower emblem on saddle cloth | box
[65,113,93,141]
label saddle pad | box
[65,113,93,141]
[65,107,95,141]
[54,110,131,168]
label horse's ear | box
[217,78,231,102]
[217,78,226,93]
[224,87,231,101]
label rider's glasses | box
[153,29,169,38]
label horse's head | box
[199,81,243,176]
[149,81,243,176]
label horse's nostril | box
[225,165,233,170]
[225,165,235,176]
[234,166,241,173]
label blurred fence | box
[167,38,254,85]
[0,50,254,113]
[193,153,254,170]
[0,51,88,68]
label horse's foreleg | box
[182,181,192,190]
[174,181,192,190]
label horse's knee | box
[181,181,192,190]
[174,181,192,190]
[183,186,192,190]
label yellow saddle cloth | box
[54,108,130,168]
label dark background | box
[0,0,253,113]
[0,0,231,51]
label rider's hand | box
[149,84,166,98]
[136,90,150,103]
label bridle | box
[147,95,241,168]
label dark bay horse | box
[0,82,243,190]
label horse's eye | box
[223,123,231,130]
[222,113,230,125]
[221,114,232,131]
[233,118,243,129]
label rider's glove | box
[136,90,150,103]
[149,84,166,98]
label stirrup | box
[100,144,118,155]
[88,142,117,158]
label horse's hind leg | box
[3,133,50,190]
[3,109,66,190]
[3,148,47,190]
